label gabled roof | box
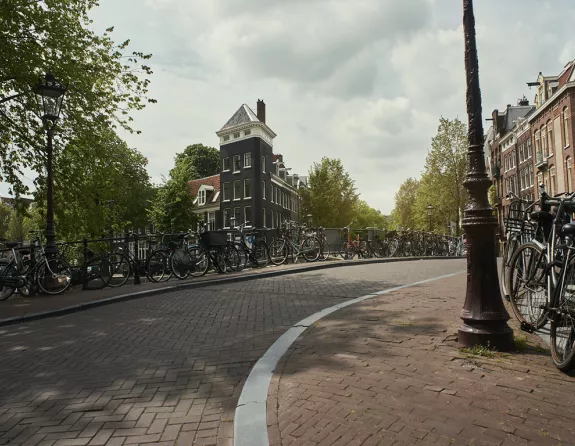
[188,174,221,206]
[219,104,260,132]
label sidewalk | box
[0,259,340,322]
[267,274,575,446]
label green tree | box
[174,144,220,180]
[352,200,388,229]
[412,117,467,234]
[0,202,11,239]
[300,157,359,228]
[31,129,153,240]
[147,162,196,232]
[0,0,155,197]
[390,178,419,229]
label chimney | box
[257,99,266,124]
[518,95,529,106]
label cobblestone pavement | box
[269,274,575,446]
[0,259,464,446]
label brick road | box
[268,273,575,446]
[0,259,464,446]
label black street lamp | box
[34,73,67,257]
[459,0,513,351]
[426,204,434,231]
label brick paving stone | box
[270,272,575,446]
[0,260,464,445]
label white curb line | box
[233,270,466,446]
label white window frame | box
[261,155,266,173]
[233,180,241,200]
[262,208,266,228]
[233,155,241,173]
[234,207,241,225]
[244,129,251,136]
[207,212,216,231]
[223,182,230,202]
[223,209,230,229]
[262,181,266,200]
[233,132,240,139]
[244,178,252,199]
[222,157,231,172]
[244,207,252,227]
[198,189,206,206]
[244,152,252,168]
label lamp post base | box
[458,321,513,351]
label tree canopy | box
[390,117,468,234]
[173,143,220,180]
[300,157,359,228]
[0,0,155,196]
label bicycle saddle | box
[530,211,553,221]
[5,241,20,249]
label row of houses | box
[485,59,575,231]
[188,100,307,231]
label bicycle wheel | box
[506,242,548,329]
[302,236,320,262]
[318,236,330,261]
[269,239,287,265]
[170,248,192,279]
[253,239,270,267]
[550,255,575,371]
[37,258,72,295]
[102,253,131,287]
[0,262,17,300]
[146,249,170,282]
[223,244,242,272]
[188,246,210,277]
[388,239,399,257]
[500,235,519,302]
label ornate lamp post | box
[459,0,513,351]
[426,204,434,231]
[34,73,67,257]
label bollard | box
[82,238,89,290]
[133,232,141,285]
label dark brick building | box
[190,100,306,230]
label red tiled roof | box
[187,174,220,197]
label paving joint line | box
[0,256,463,327]
[233,270,466,446]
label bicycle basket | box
[199,230,228,247]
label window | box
[564,107,570,147]
[550,165,556,195]
[244,129,251,136]
[520,170,525,190]
[223,157,231,171]
[527,139,532,158]
[233,132,240,138]
[519,144,524,163]
[541,126,547,157]
[262,208,266,227]
[233,180,241,200]
[244,178,252,198]
[223,135,230,142]
[234,207,241,225]
[233,155,241,172]
[244,207,252,227]
[198,189,206,206]
[547,121,554,155]
[567,157,572,193]
[275,187,278,203]
[262,181,266,200]
[223,209,230,228]
[535,130,540,155]
[208,212,215,231]
[537,171,543,189]
[271,185,275,203]
[244,152,252,168]
[223,182,230,201]
[529,165,534,187]
[261,155,266,172]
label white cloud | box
[4,0,575,214]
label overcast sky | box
[3,0,575,213]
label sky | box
[3,0,575,213]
